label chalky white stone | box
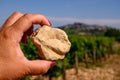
[30,25,71,60]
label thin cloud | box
[48,17,120,26]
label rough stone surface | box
[30,25,71,60]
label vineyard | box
[21,34,120,80]
[20,23,120,80]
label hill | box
[57,22,109,36]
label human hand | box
[0,12,55,80]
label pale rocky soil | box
[31,55,120,80]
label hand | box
[0,12,55,80]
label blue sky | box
[0,0,120,28]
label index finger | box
[2,12,23,28]
[11,13,50,33]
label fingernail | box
[50,61,56,67]
[48,20,52,26]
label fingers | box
[21,27,33,43]
[12,13,50,33]
[2,12,50,43]
[27,60,56,74]
[3,12,23,27]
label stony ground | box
[31,55,120,80]
[104,55,120,80]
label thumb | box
[27,60,56,75]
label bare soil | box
[31,55,120,80]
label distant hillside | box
[57,22,109,36]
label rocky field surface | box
[31,55,120,80]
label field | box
[21,25,120,80]
[29,54,120,80]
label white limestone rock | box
[30,25,71,60]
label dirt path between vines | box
[56,55,120,80]
[104,55,120,80]
[31,55,120,80]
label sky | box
[0,0,120,28]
